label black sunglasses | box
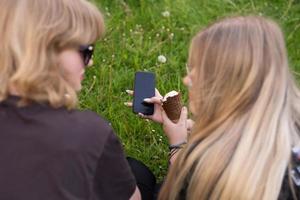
[79,44,94,66]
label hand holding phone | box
[133,72,155,115]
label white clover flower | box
[158,55,167,63]
[162,11,170,17]
[170,33,174,39]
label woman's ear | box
[183,76,193,88]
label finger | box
[155,88,163,98]
[87,59,94,67]
[126,90,134,95]
[124,102,133,107]
[138,113,149,119]
[161,109,173,125]
[178,107,188,124]
[138,113,153,120]
[138,112,145,118]
[144,96,163,104]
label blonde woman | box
[0,0,141,199]
[141,16,300,199]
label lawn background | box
[80,0,300,180]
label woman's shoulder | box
[1,96,111,133]
[60,108,114,139]
[29,105,115,147]
[67,109,111,131]
[61,109,115,150]
[43,108,116,153]
[1,97,116,154]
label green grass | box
[79,0,300,179]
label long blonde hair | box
[0,0,104,108]
[159,16,300,200]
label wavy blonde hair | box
[0,0,104,108]
[159,16,300,200]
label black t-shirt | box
[0,96,136,200]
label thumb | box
[178,106,188,124]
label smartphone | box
[133,72,155,115]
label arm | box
[161,107,188,164]
[94,130,137,199]
[125,89,191,164]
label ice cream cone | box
[162,91,182,123]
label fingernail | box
[126,90,131,93]
[143,98,151,102]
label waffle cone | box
[162,93,182,123]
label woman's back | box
[0,96,136,199]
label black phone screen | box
[133,72,155,115]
